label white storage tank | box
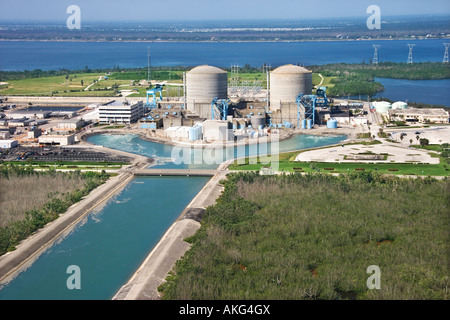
[186,65,228,112]
[270,64,312,111]
[372,101,392,114]
[392,101,408,110]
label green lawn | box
[230,151,449,176]
[0,73,103,96]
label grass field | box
[159,172,450,300]
[0,70,333,97]
[231,160,448,176]
[0,73,103,96]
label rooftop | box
[389,108,449,116]
[271,64,312,74]
[188,65,227,74]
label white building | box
[7,110,51,119]
[56,118,85,130]
[202,120,233,141]
[388,108,449,124]
[165,126,191,141]
[99,100,144,124]
[39,134,76,146]
[0,139,18,149]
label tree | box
[419,138,429,146]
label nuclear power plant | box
[140,63,332,143]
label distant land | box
[1,15,449,42]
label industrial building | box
[38,134,76,146]
[0,139,18,149]
[269,64,312,111]
[387,108,449,124]
[99,100,144,124]
[6,110,51,119]
[56,118,85,130]
[186,65,228,118]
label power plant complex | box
[139,63,332,143]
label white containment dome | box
[372,101,392,114]
[270,64,313,111]
[392,101,408,110]
[186,65,228,112]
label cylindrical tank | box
[186,65,228,112]
[327,119,338,129]
[270,64,313,111]
[251,115,265,129]
[301,119,307,129]
[392,101,408,110]
[307,119,312,129]
[188,127,198,141]
[372,101,392,113]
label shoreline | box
[0,38,445,43]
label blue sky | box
[0,0,449,22]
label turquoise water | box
[0,176,209,300]
[86,133,347,169]
[0,133,346,300]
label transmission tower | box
[407,44,416,64]
[443,43,449,63]
[372,45,380,65]
[230,63,240,96]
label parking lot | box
[0,146,133,163]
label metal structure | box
[146,86,163,109]
[407,44,416,64]
[296,93,316,128]
[315,86,329,107]
[372,45,380,65]
[443,43,449,63]
[211,97,230,121]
